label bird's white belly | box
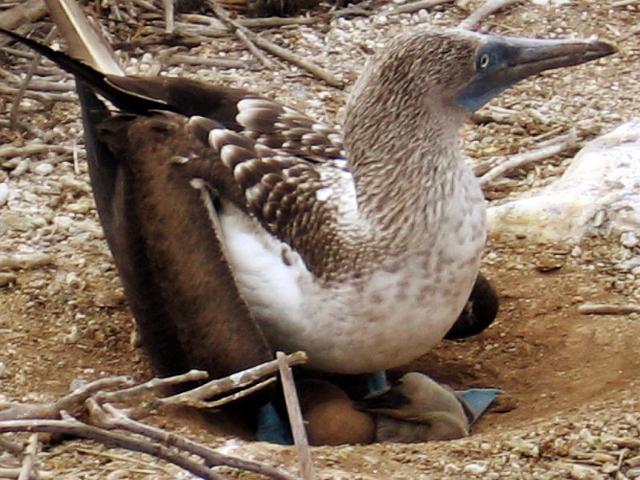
[218,201,484,374]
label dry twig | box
[0,436,24,456]
[163,0,175,33]
[240,16,320,28]
[177,377,277,409]
[277,352,315,480]
[164,53,250,69]
[93,402,297,480]
[479,129,578,186]
[9,27,55,129]
[390,0,452,16]
[612,0,640,7]
[17,434,39,480]
[0,417,224,480]
[0,353,307,480]
[0,85,74,104]
[0,468,53,480]
[208,0,342,87]
[0,0,47,30]
[250,34,342,87]
[578,303,640,315]
[0,376,130,421]
[96,369,208,405]
[459,0,525,31]
[161,350,307,406]
[0,144,76,161]
[0,253,54,272]
[208,1,274,68]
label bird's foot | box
[365,370,389,395]
[255,402,292,445]
[455,388,502,424]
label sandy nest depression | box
[0,0,639,478]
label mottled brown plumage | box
[78,85,273,385]
[358,372,470,443]
[0,16,615,375]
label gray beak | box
[457,35,616,112]
[497,36,616,84]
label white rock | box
[33,162,54,176]
[531,0,572,5]
[627,467,640,479]
[0,183,8,207]
[54,215,73,232]
[569,464,602,480]
[489,120,640,243]
[463,462,488,475]
[63,325,80,344]
[621,231,639,248]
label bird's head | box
[348,27,615,126]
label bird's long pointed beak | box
[497,36,616,83]
[457,35,616,112]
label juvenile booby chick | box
[297,379,376,445]
[358,372,470,443]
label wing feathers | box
[45,0,124,76]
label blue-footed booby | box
[0,7,614,440]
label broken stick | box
[479,129,578,186]
[459,0,525,31]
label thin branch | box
[240,16,320,28]
[163,0,175,33]
[612,0,640,6]
[250,34,342,87]
[95,403,297,480]
[277,352,315,480]
[236,28,276,69]
[96,370,209,404]
[0,419,223,480]
[479,129,577,186]
[459,0,525,30]
[0,85,75,104]
[389,0,452,15]
[17,434,39,480]
[0,253,53,272]
[578,303,640,315]
[165,53,250,70]
[9,27,55,129]
[0,436,25,456]
[174,377,277,409]
[0,0,46,30]
[208,0,342,87]
[0,376,130,421]
[0,144,76,160]
[0,468,53,480]
[208,1,274,69]
[160,351,307,406]
[0,355,308,479]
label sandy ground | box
[0,0,639,478]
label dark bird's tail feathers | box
[0,28,172,114]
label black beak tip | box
[589,39,617,60]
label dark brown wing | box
[186,98,363,281]
[80,89,274,385]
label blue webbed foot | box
[455,388,502,424]
[256,402,292,444]
[366,371,389,395]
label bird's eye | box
[478,53,491,70]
